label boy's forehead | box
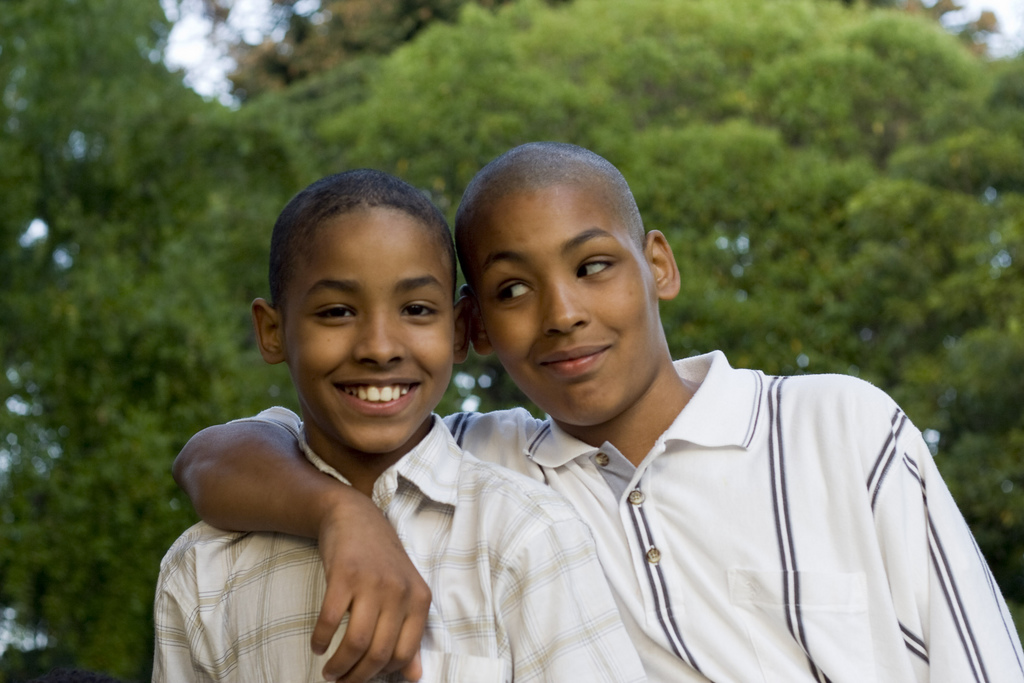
[300,208,455,289]
[358,205,450,252]
[503,177,611,208]
[467,181,627,248]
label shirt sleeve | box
[232,405,303,438]
[494,516,647,683]
[873,409,1024,682]
[152,545,217,683]
[444,409,550,482]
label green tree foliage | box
[215,0,999,101]
[0,0,310,678]
[2,0,1023,678]
[204,0,568,100]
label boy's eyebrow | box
[562,227,614,255]
[480,250,527,273]
[309,279,359,294]
[395,275,445,293]
[479,227,615,274]
[308,276,445,295]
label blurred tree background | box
[1,0,1021,678]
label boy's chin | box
[545,406,619,432]
[538,392,630,427]
[346,416,435,450]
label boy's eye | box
[578,261,609,277]
[498,282,529,300]
[404,304,436,317]
[317,306,354,318]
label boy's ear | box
[644,230,681,301]
[251,298,287,364]
[452,296,471,363]
[458,285,493,356]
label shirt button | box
[628,489,645,505]
[595,452,610,467]
[646,547,662,564]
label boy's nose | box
[543,283,589,335]
[354,315,405,364]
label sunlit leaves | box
[3,0,1024,678]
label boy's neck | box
[556,360,692,467]
[302,417,434,498]
[335,461,392,498]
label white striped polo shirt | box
[445,350,1024,683]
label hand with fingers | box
[313,497,432,683]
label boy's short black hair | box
[454,142,645,286]
[269,169,456,307]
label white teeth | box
[345,385,409,403]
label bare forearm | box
[173,420,344,537]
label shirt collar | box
[662,350,764,450]
[299,414,462,509]
[527,350,763,468]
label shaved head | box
[454,142,645,286]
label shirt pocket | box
[728,568,876,683]
[419,649,509,683]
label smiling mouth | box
[341,384,412,403]
[540,345,609,366]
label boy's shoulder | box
[769,371,901,422]
[443,408,550,478]
[759,371,923,477]
[681,350,896,410]
[158,522,319,595]
[160,521,241,574]
[155,525,327,679]
[444,407,546,446]
[456,446,577,517]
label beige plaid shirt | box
[153,413,646,682]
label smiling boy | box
[174,145,1024,682]
[152,169,646,683]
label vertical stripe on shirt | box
[867,409,907,511]
[626,490,705,675]
[927,502,988,683]
[902,450,991,682]
[767,377,832,683]
[967,531,1024,677]
[900,436,1021,681]
[524,413,707,673]
[449,412,470,448]
[920,480,988,681]
[900,622,929,662]
[742,370,764,449]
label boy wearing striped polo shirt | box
[174,144,1024,682]
[153,169,645,683]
